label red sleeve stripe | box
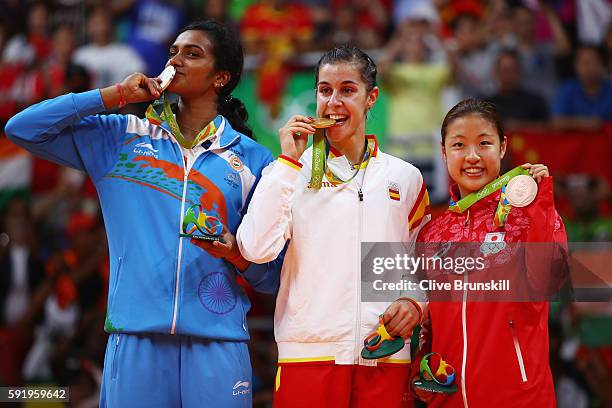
[408,180,428,221]
[278,155,303,171]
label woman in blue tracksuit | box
[5,20,281,407]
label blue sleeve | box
[4,90,128,183]
[237,148,284,294]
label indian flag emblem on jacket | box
[388,182,401,201]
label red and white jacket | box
[416,177,568,408]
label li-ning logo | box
[232,380,250,396]
[133,142,159,159]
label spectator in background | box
[0,197,44,329]
[40,25,80,99]
[73,7,145,90]
[115,0,185,76]
[199,0,238,34]
[331,0,392,49]
[325,5,358,49]
[240,0,313,118]
[1,3,52,115]
[449,11,499,98]
[511,3,571,104]
[379,13,452,199]
[0,196,47,386]
[603,23,612,77]
[2,2,51,67]
[558,174,612,242]
[22,212,107,383]
[552,44,612,131]
[487,49,549,129]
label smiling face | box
[315,62,378,145]
[442,114,507,198]
[165,30,229,99]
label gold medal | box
[311,117,336,129]
[505,175,538,207]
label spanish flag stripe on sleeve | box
[408,180,430,230]
[278,154,303,171]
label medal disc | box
[158,65,176,91]
[505,175,537,207]
[311,117,336,128]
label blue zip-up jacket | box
[5,90,282,341]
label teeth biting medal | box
[311,117,336,128]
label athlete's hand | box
[120,72,163,104]
[521,163,549,183]
[279,115,315,160]
[191,225,250,271]
[383,299,421,339]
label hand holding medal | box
[279,115,336,161]
[102,68,173,109]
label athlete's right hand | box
[279,115,315,160]
[120,73,163,104]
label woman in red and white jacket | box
[414,99,568,407]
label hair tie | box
[224,94,234,104]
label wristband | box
[115,83,127,108]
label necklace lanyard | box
[145,94,218,149]
[309,131,375,189]
[448,166,531,228]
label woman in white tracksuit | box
[237,46,431,408]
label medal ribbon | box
[145,94,218,149]
[448,166,530,213]
[309,134,375,188]
[493,185,512,227]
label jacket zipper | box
[461,271,469,408]
[354,163,368,363]
[509,320,528,382]
[170,155,190,334]
[354,183,363,363]
[461,209,471,408]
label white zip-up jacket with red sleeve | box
[237,136,431,365]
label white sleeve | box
[237,157,301,263]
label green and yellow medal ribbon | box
[310,128,326,189]
[145,94,218,149]
[309,133,376,188]
[448,166,532,227]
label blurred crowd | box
[0,0,611,407]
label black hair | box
[441,99,504,143]
[314,45,377,91]
[496,48,521,66]
[179,20,253,138]
[575,43,606,65]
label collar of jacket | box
[158,115,243,150]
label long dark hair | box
[179,21,253,139]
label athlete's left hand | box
[521,163,549,183]
[191,225,250,271]
[383,299,421,339]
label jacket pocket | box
[111,334,121,380]
[109,257,123,309]
[509,320,528,383]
